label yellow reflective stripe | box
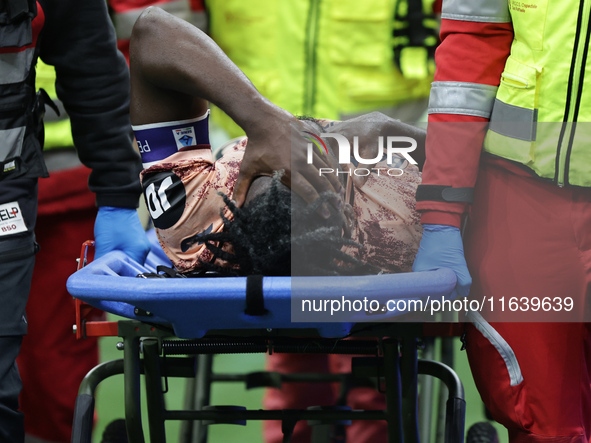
[113,0,192,40]
[0,48,35,84]
[442,0,511,23]
[428,81,498,118]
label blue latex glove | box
[412,224,472,299]
[94,206,151,264]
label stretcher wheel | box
[99,418,127,443]
[466,421,499,443]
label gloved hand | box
[412,224,472,299]
[94,206,151,264]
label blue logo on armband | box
[133,111,211,168]
[174,128,196,149]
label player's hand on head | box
[232,112,343,208]
[328,114,381,187]
[329,112,422,187]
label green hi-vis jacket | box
[483,0,591,187]
[206,0,437,137]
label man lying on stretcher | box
[130,6,426,277]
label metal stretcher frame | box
[67,242,465,443]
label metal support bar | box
[71,360,125,443]
[383,339,403,443]
[401,336,420,443]
[143,339,167,442]
[124,336,145,443]
[193,354,214,443]
[161,337,380,356]
[418,360,465,443]
[418,337,436,443]
[165,409,386,422]
[179,376,196,443]
[77,359,124,396]
[211,372,353,384]
[72,318,465,443]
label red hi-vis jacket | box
[109,0,206,62]
[416,1,514,228]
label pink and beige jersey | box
[138,121,422,273]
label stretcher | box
[67,237,465,443]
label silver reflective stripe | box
[489,99,537,141]
[114,0,191,40]
[0,127,25,162]
[428,81,498,118]
[442,0,511,23]
[0,48,35,84]
[467,311,524,386]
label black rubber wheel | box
[100,419,128,443]
[466,421,499,443]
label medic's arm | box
[411,1,514,298]
[40,0,142,208]
[416,2,514,227]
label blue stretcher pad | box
[67,248,456,339]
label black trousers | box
[0,177,38,443]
